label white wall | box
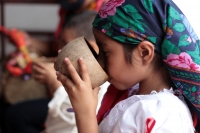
[1,3,60,55]
[173,0,200,36]
[4,3,60,32]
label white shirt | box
[44,82,110,133]
[98,88,194,133]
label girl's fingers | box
[63,58,82,85]
[33,62,46,70]
[54,62,56,70]
[33,74,44,83]
[32,64,44,74]
[54,57,58,71]
[93,87,100,97]
[58,49,61,53]
[78,58,90,83]
[56,71,74,91]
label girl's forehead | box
[93,28,108,45]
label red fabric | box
[146,118,156,133]
[0,26,9,35]
[97,84,128,123]
[52,7,67,52]
[24,62,32,74]
[193,113,200,133]
[193,112,198,128]
[9,28,25,47]
[54,8,67,40]
[6,63,23,76]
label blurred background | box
[1,0,200,58]
[0,0,59,94]
[0,0,200,91]
[0,0,200,133]
[0,0,59,62]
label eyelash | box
[100,49,108,56]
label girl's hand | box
[56,57,99,116]
[32,60,61,97]
[32,61,54,84]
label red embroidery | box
[192,112,198,127]
[146,118,156,133]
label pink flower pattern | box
[102,29,107,33]
[164,52,200,71]
[187,36,192,43]
[98,0,125,18]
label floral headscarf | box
[92,0,200,120]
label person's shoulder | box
[106,89,192,120]
[99,91,194,133]
[130,90,189,114]
[120,92,194,132]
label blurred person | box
[5,10,109,133]
[22,0,107,57]
[0,0,107,133]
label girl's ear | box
[136,41,155,65]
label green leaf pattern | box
[168,6,181,20]
[162,39,181,58]
[143,0,154,13]
[102,23,111,30]
[113,36,126,42]
[147,37,156,44]
[92,0,200,110]
[168,17,173,27]
[92,17,103,27]
[107,9,129,29]
[173,23,185,32]
[123,4,143,20]
[178,34,191,47]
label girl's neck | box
[137,66,173,95]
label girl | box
[56,0,200,132]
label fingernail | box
[66,108,74,112]
[64,58,68,61]
[79,57,83,60]
[56,71,59,75]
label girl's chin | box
[107,78,127,90]
[110,82,128,90]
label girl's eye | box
[103,51,109,56]
[99,49,108,55]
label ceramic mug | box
[55,36,108,88]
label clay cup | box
[55,36,108,88]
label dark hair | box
[63,10,97,41]
[59,0,84,11]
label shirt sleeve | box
[45,82,109,133]
[44,86,77,133]
[111,95,194,133]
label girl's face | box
[93,28,144,90]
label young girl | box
[56,0,200,132]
